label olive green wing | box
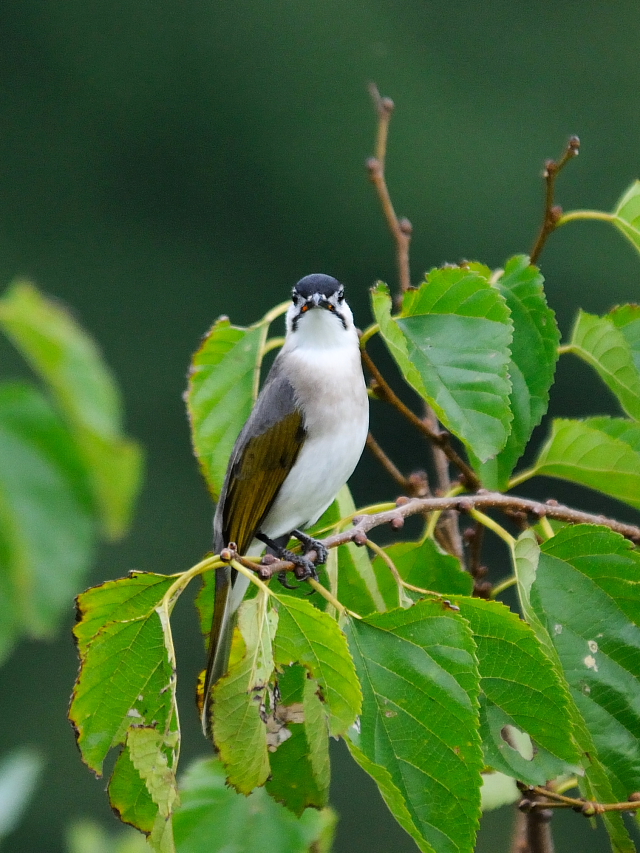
[216,370,306,555]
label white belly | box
[259,341,368,540]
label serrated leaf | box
[346,600,483,853]
[567,310,640,420]
[611,180,640,256]
[127,727,179,820]
[173,758,335,853]
[0,382,95,658]
[0,280,142,539]
[610,303,640,372]
[455,597,580,784]
[212,592,277,793]
[274,595,361,737]
[345,740,427,850]
[109,744,158,834]
[372,266,514,462]
[371,537,472,605]
[263,665,329,814]
[532,417,640,510]
[475,256,560,488]
[69,573,177,775]
[186,318,267,501]
[513,530,638,853]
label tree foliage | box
[46,114,640,851]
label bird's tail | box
[201,565,250,739]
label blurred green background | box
[1,1,640,850]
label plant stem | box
[530,136,580,264]
[469,509,516,548]
[367,84,412,296]
[366,432,413,492]
[491,576,517,598]
[556,209,615,227]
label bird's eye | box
[337,289,345,302]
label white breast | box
[259,317,368,541]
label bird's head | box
[285,274,355,346]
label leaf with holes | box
[212,593,277,794]
[69,572,177,775]
[273,595,361,738]
[514,529,639,853]
[345,600,483,853]
[455,597,580,784]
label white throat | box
[284,303,357,351]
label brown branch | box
[367,83,412,298]
[235,491,640,581]
[361,346,481,490]
[530,135,580,264]
[366,433,429,497]
[520,785,640,816]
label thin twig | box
[365,432,413,492]
[367,83,412,296]
[521,785,640,816]
[361,346,481,490]
[231,491,640,581]
[530,135,580,264]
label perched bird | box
[202,274,368,733]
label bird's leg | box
[291,529,329,565]
[256,532,320,585]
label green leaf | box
[330,485,390,614]
[611,180,640,255]
[211,593,277,794]
[186,317,267,501]
[371,537,473,604]
[127,727,179,820]
[0,280,142,539]
[532,417,640,510]
[610,303,640,373]
[372,266,514,462]
[265,665,329,814]
[173,758,335,853]
[0,382,95,659]
[69,572,177,775]
[274,594,361,738]
[0,747,43,840]
[455,597,580,785]
[109,744,158,834]
[346,600,483,853]
[474,256,560,488]
[567,310,640,420]
[537,527,640,795]
[513,530,638,853]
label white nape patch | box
[584,655,598,672]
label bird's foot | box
[280,550,319,582]
[291,529,329,565]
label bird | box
[202,273,369,735]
